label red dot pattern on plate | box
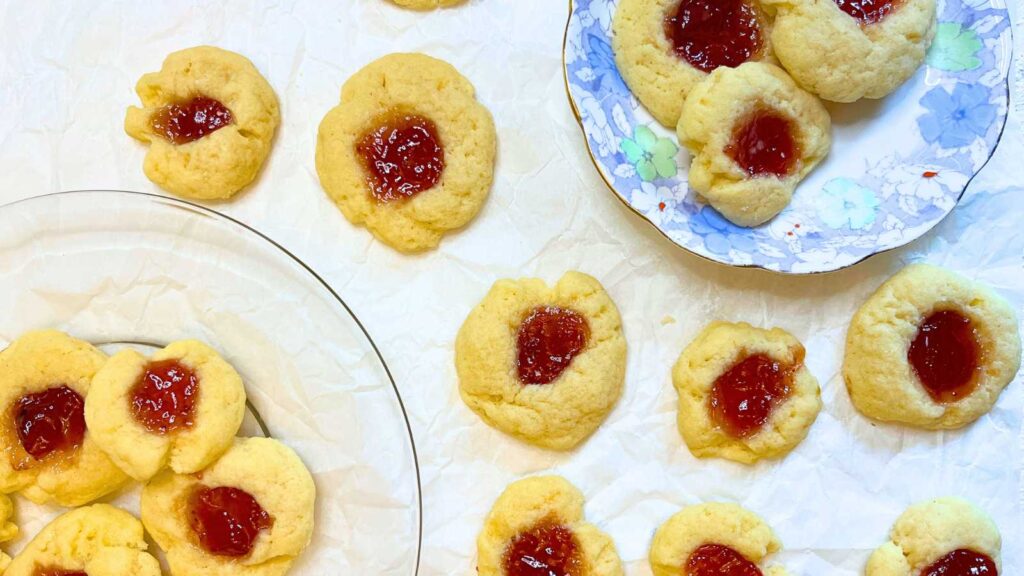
[516,306,590,386]
[921,549,997,576]
[686,544,763,576]
[130,358,198,435]
[709,352,796,438]
[34,569,87,576]
[725,107,800,178]
[14,385,86,461]
[663,0,764,73]
[355,111,445,203]
[190,486,274,557]
[502,520,582,576]
[833,0,902,24]
[150,96,233,145]
[908,310,981,403]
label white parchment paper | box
[0,1,1021,574]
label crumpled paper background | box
[0,1,1021,574]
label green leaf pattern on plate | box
[927,22,983,71]
[621,125,678,182]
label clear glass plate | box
[0,191,421,575]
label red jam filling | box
[516,306,590,386]
[664,0,764,73]
[833,0,902,25]
[150,96,233,144]
[503,521,582,576]
[686,544,763,576]
[710,352,796,438]
[725,108,800,178]
[908,310,981,403]
[921,549,997,576]
[355,111,445,202]
[14,386,86,461]
[34,569,87,576]
[190,486,274,557]
[130,359,198,435]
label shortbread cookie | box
[614,0,776,127]
[765,0,936,102]
[678,62,831,226]
[142,437,316,576]
[672,322,821,463]
[478,476,623,576]
[867,497,1000,575]
[85,340,246,481]
[844,264,1021,429]
[125,46,280,200]
[0,330,128,506]
[650,503,789,576]
[389,0,466,8]
[316,53,496,253]
[0,494,17,570]
[5,504,161,576]
[456,271,627,450]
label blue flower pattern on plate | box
[565,0,1010,273]
[918,84,998,148]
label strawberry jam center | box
[710,353,795,438]
[130,359,198,435]
[921,549,997,576]
[15,386,86,461]
[908,310,981,403]
[190,486,274,557]
[503,521,582,576]
[833,0,902,24]
[355,111,445,202]
[34,569,87,576]
[150,96,233,144]
[726,107,800,178]
[664,0,764,73]
[516,306,590,385]
[686,544,762,576]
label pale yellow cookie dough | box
[125,46,280,200]
[672,322,821,464]
[85,340,246,481]
[477,475,623,576]
[389,0,466,8]
[5,504,161,576]
[844,264,1021,429]
[0,494,17,571]
[455,271,627,450]
[650,503,789,576]
[316,53,496,253]
[0,330,128,506]
[866,497,1001,575]
[678,62,831,227]
[142,437,316,576]
[765,0,936,102]
[613,0,777,127]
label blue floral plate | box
[564,0,1011,273]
